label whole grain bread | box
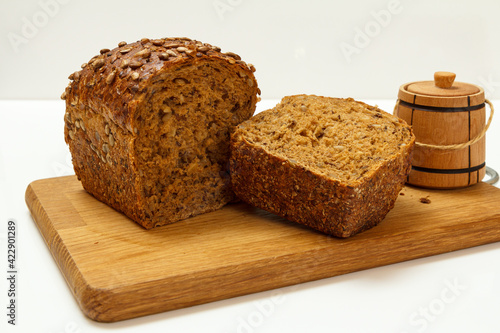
[63,37,260,229]
[230,95,415,238]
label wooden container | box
[395,71,492,189]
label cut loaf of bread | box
[63,37,260,229]
[230,95,415,237]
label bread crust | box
[63,38,257,134]
[230,96,414,238]
[63,37,259,228]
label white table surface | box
[1,99,499,333]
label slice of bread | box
[230,95,415,237]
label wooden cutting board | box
[26,175,500,322]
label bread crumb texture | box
[230,95,415,237]
[63,37,260,229]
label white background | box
[1,0,500,100]
[1,0,500,332]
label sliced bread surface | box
[230,94,415,237]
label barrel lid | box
[399,72,484,108]
[407,72,479,97]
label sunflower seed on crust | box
[134,48,151,59]
[197,46,210,52]
[225,52,241,60]
[120,48,133,54]
[152,39,165,46]
[129,60,143,69]
[130,72,140,80]
[92,58,105,69]
[166,49,177,57]
[106,70,116,84]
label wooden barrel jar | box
[395,71,492,189]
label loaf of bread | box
[62,37,260,229]
[230,95,415,237]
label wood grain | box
[396,80,487,188]
[398,82,484,108]
[26,176,500,322]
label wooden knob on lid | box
[434,71,456,88]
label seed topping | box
[197,46,210,52]
[129,60,143,69]
[105,70,116,85]
[134,48,151,59]
[225,51,241,60]
[130,71,140,80]
[120,47,133,54]
[166,49,177,57]
[120,59,129,68]
[92,58,105,69]
[152,39,165,46]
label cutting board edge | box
[72,226,500,323]
[25,181,97,320]
[24,177,500,322]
